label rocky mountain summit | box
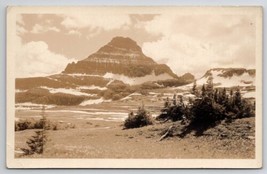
[63,37,178,78]
[84,36,156,65]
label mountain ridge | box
[196,68,255,88]
[83,37,156,65]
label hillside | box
[197,68,255,88]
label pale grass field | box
[15,113,255,159]
[14,87,255,159]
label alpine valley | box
[15,37,255,107]
[15,37,256,159]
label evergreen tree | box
[206,72,214,98]
[201,84,206,97]
[192,80,197,95]
[214,88,218,102]
[173,93,177,106]
[230,89,233,96]
[229,89,234,109]
[218,88,227,105]
[21,105,47,155]
[234,87,242,109]
[178,95,184,107]
[164,97,170,108]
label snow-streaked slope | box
[41,86,96,97]
[103,71,173,85]
[15,102,55,110]
[196,69,255,88]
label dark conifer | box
[201,84,206,97]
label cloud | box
[16,14,25,25]
[142,14,256,78]
[16,25,27,35]
[61,13,131,31]
[16,14,28,35]
[68,29,82,37]
[31,24,60,33]
[142,34,215,78]
[16,41,76,78]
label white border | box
[6,6,263,168]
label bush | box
[15,118,75,131]
[156,95,188,122]
[124,107,153,129]
[157,74,255,138]
[191,97,225,123]
[157,105,186,122]
[15,118,44,131]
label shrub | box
[190,97,226,125]
[124,107,153,129]
[15,118,44,131]
[15,118,75,131]
[158,73,255,138]
[156,95,187,122]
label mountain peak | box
[108,36,141,51]
[97,36,142,53]
[63,36,178,78]
[82,36,155,65]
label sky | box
[15,10,256,78]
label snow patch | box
[129,92,142,96]
[103,71,173,85]
[120,92,142,101]
[80,98,111,106]
[154,83,164,88]
[65,73,102,77]
[148,92,159,95]
[15,102,55,110]
[15,89,28,93]
[77,85,107,91]
[120,96,132,101]
[242,91,255,98]
[184,93,196,98]
[196,70,255,88]
[41,86,96,97]
[106,79,115,86]
[46,77,59,81]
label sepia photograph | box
[6,6,262,168]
